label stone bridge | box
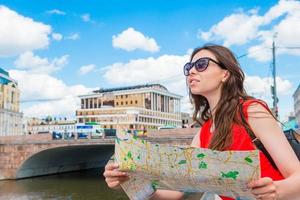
[0,128,198,180]
[0,134,115,180]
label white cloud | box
[199,0,300,61]
[0,5,52,57]
[262,0,300,23]
[248,10,300,61]
[47,9,66,15]
[104,52,190,112]
[52,33,63,41]
[78,64,96,75]
[112,27,160,52]
[66,33,80,40]
[245,75,293,97]
[199,12,264,46]
[81,13,91,22]
[9,70,94,118]
[181,95,194,114]
[14,51,69,74]
[104,54,188,85]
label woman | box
[103,44,300,200]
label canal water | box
[0,168,129,200]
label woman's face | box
[187,50,227,97]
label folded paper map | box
[115,130,260,200]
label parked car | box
[104,128,117,137]
[91,128,104,139]
[158,125,178,130]
[52,131,63,140]
[64,132,75,140]
[77,132,88,139]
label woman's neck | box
[204,85,222,115]
[206,95,221,118]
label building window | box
[116,102,119,105]
[121,102,123,105]
[135,100,138,104]
[125,95,128,98]
[130,101,133,104]
[121,95,123,99]
[11,91,14,103]
[126,101,128,105]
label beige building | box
[0,68,23,136]
[293,84,300,126]
[76,84,182,130]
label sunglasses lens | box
[194,58,209,72]
[183,63,191,76]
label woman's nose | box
[188,64,197,75]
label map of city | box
[115,130,261,200]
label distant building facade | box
[0,68,23,136]
[282,113,298,132]
[181,112,192,128]
[27,117,76,135]
[76,84,182,130]
[293,84,300,127]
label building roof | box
[0,68,9,76]
[93,84,168,93]
[79,83,182,99]
[0,67,17,85]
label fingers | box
[107,180,121,188]
[255,193,276,199]
[105,175,130,189]
[103,169,128,178]
[106,176,130,184]
[103,163,127,177]
[103,162,129,189]
[105,163,119,171]
[248,177,273,188]
[251,184,276,195]
[248,177,277,200]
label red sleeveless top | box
[199,99,284,200]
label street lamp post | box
[272,33,279,118]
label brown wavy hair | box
[188,44,253,150]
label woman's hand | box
[248,177,278,199]
[103,163,129,189]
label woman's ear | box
[222,70,230,82]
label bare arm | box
[247,103,300,199]
[191,128,201,148]
[150,190,184,200]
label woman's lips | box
[189,78,200,86]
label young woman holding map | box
[103,44,300,200]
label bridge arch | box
[16,144,114,179]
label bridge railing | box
[52,131,116,141]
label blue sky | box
[0,0,300,121]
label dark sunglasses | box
[183,57,224,76]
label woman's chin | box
[190,88,204,96]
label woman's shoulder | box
[241,98,272,118]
